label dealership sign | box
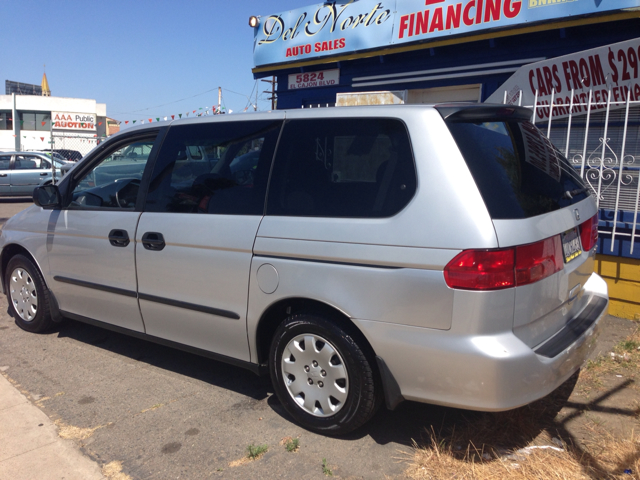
[52,112,96,131]
[252,0,640,68]
[288,69,340,89]
[485,37,640,122]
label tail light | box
[444,236,564,290]
[579,215,598,251]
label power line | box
[111,87,220,115]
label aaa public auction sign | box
[52,112,96,131]
[252,0,640,68]
[485,37,640,121]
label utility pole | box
[261,76,276,110]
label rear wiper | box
[563,187,588,199]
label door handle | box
[40,172,49,176]
[141,232,165,251]
[0,174,7,177]
[108,229,130,247]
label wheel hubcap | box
[9,268,38,322]
[281,333,348,417]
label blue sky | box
[2,0,303,124]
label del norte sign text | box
[253,0,640,68]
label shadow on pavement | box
[50,317,604,452]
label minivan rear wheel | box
[269,314,378,435]
[5,254,53,333]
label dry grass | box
[406,327,640,480]
[407,428,639,479]
[102,460,133,480]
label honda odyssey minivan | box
[0,104,608,434]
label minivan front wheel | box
[269,314,378,435]
[5,254,53,333]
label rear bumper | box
[357,273,608,412]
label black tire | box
[269,313,379,435]
[5,254,53,333]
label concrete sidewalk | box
[0,374,105,480]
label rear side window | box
[267,118,416,218]
[144,120,281,215]
[447,120,589,219]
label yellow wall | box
[595,255,640,320]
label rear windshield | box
[447,120,589,219]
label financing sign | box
[252,0,640,68]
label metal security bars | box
[503,87,640,256]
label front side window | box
[69,136,157,210]
[144,120,282,215]
[267,118,416,218]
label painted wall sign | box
[252,0,640,68]
[52,111,96,131]
[288,69,340,89]
[485,37,640,122]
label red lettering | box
[542,66,554,95]
[536,68,548,96]
[314,42,321,52]
[409,13,415,36]
[589,55,606,87]
[416,10,430,35]
[305,44,311,53]
[430,7,444,32]
[613,86,620,102]
[446,3,462,29]
[503,0,521,18]
[399,14,409,38]
[634,83,640,101]
[338,38,345,49]
[463,0,475,25]
[476,0,484,24]
[529,70,536,95]
[562,61,572,91]
[568,60,580,90]
[578,58,590,87]
[484,0,500,22]
[552,64,562,93]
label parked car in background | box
[38,149,83,162]
[0,151,68,196]
[0,105,608,435]
[28,150,68,163]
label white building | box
[1,74,109,155]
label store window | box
[0,111,12,130]
[19,111,51,131]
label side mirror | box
[33,184,62,209]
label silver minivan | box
[0,105,608,434]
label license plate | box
[561,227,582,263]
